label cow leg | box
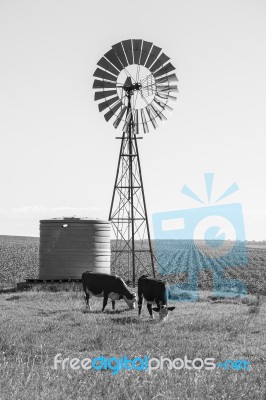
[147,303,154,319]
[138,293,143,317]
[83,282,92,311]
[84,292,91,311]
[112,300,115,310]
[102,291,109,312]
[87,296,91,311]
[156,300,161,308]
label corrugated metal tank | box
[39,217,110,279]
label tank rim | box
[40,218,109,224]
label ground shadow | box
[6,296,20,301]
[81,308,127,315]
[111,316,152,325]
[0,287,17,294]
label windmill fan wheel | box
[93,39,178,135]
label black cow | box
[138,275,175,321]
[81,271,136,311]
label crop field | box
[0,235,266,297]
[0,236,39,288]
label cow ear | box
[167,306,175,311]
[152,307,160,312]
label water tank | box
[39,217,111,279]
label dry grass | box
[0,290,265,399]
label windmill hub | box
[124,82,142,94]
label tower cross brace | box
[109,93,156,285]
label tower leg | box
[133,134,156,279]
[128,128,136,285]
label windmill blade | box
[93,79,116,89]
[139,41,153,66]
[104,101,123,121]
[155,73,178,84]
[164,103,174,113]
[154,98,173,113]
[150,53,170,73]
[141,109,149,133]
[167,94,177,102]
[133,110,139,135]
[157,84,179,93]
[150,102,167,122]
[149,116,158,130]
[93,68,117,82]
[157,92,177,102]
[132,39,142,65]
[98,96,120,112]
[156,92,167,99]
[104,49,124,71]
[160,112,167,121]
[145,45,161,69]
[97,57,119,76]
[146,104,158,122]
[112,42,128,67]
[153,62,176,78]
[153,99,164,112]
[94,90,117,101]
[146,106,158,129]
[168,95,177,102]
[113,106,127,129]
[122,39,133,65]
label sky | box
[0,0,265,240]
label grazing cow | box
[138,275,175,321]
[81,271,136,311]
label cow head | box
[123,292,137,309]
[152,305,175,321]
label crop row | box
[0,236,265,295]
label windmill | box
[92,39,178,285]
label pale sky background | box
[0,0,265,239]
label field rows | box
[0,236,265,295]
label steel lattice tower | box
[109,95,155,284]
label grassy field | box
[0,289,265,400]
[0,235,265,399]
